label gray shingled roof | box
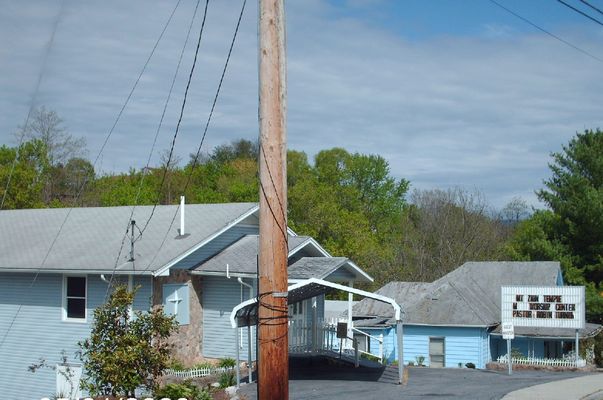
[354,261,562,327]
[193,235,311,274]
[352,281,431,319]
[0,203,257,274]
[288,257,348,279]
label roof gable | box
[193,235,313,275]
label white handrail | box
[351,327,383,344]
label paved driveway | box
[237,356,591,400]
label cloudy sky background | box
[1,0,603,209]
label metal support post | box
[248,325,253,383]
[396,320,404,384]
[507,339,512,375]
[575,329,580,366]
[236,327,241,386]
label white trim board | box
[153,205,260,277]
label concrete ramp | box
[288,354,400,385]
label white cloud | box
[0,0,602,209]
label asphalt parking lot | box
[237,356,592,400]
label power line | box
[105,0,204,299]
[142,0,248,276]
[489,0,603,64]
[135,0,204,211]
[0,0,182,351]
[578,0,603,16]
[556,0,603,27]
[137,0,210,238]
[0,0,65,210]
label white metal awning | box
[230,277,402,328]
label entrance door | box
[429,337,445,368]
[544,341,562,358]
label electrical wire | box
[256,292,289,344]
[0,0,182,351]
[140,0,248,276]
[578,0,603,16]
[260,142,287,224]
[104,0,205,299]
[137,0,210,238]
[0,0,65,210]
[489,0,603,64]
[556,0,603,27]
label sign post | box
[501,322,514,375]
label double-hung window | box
[64,276,87,321]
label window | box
[64,276,86,321]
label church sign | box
[501,286,585,329]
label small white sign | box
[502,322,514,340]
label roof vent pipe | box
[180,195,185,236]
[128,220,136,261]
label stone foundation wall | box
[153,270,205,366]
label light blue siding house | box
[353,262,601,369]
[0,203,261,398]
[0,202,373,398]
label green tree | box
[539,129,603,283]
[78,285,177,396]
[506,129,603,321]
[18,107,89,205]
[0,139,50,209]
[289,148,409,285]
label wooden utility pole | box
[257,0,288,399]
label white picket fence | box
[164,366,234,378]
[496,355,586,368]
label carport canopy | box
[230,277,402,328]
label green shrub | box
[407,361,415,366]
[219,371,236,388]
[360,353,380,362]
[194,361,214,370]
[218,357,236,368]
[170,359,186,371]
[511,347,525,360]
[155,381,210,400]
[415,355,425,366]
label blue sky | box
[1,0,602,209]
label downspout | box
[238,277,254,383]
